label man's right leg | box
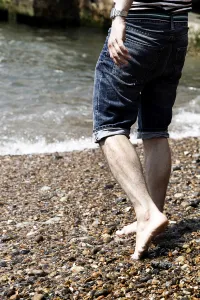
[117,137,171,235]
[100,134,168,259]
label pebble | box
[26,230,39,237]
[181,264,189,270]
[115,197,127,204]
[20,249,30,255]
[40,186,51,192]
[32,294,44,300]
[91,219,99,228]
[16,222,33,228]
[125,206,132,212]
[184,151,190,156]
[102,233,112,243]
[186,206,192,211]
[181,201,189,208]
[7,220,16,225]
[104,184,114,190]
[151,279,160,285]
[189,199,200,208]
[91,271,101,278]
[1,235,13,242]
[176,256,185,264]
[27,269,47,277]
[35,235,44,243]
[10,295,19,300]
[0,260,7,267]
[59,196,69,202]
[94,289,110,297]
[172,250,179,255]
[173,165,182,171]
[139,275,152,283]
[5,289,16,297]
[174,193,184,199]
[92,246,101,255]
[151,261,172,270]
[43,216,61,225]
[71,264,84,274]
[186,248,192,253]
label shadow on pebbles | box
[0,138,199,299]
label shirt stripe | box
[130,0,192,13]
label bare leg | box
[143,138,171,211]
[100,135,168,259]
[117,138,171,235]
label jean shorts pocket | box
[112,41,162,84]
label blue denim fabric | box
[93,13,188,142]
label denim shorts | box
[93,11,188,142]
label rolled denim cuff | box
[94,127,130,143]
[137,131,169,140]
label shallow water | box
[0,23,199,155]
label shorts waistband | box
[127,10,188,21]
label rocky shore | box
[0,138,199,299]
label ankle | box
[136,205,162,224]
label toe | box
[116,230,123,236]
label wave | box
[0,122,199,157]
[170,112,200,139]
[0,137,98,156]
[170,95,200,138]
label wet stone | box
[92,246,101,255]
[104,184,115,190]
[32,294,44,300]
[27,269,48,277]
[5,288,16,297]
[189,198,200,208]
[21,249,30,255]
[115,197,127,204]
[139,275,152,283]
[173,165,182,171]
[35,235,44,243]
[151,261,172,270]
[1,235,13,242]
[94,288,110,297]
[12,250,20,257]
[0,260,7,267]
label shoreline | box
[0,136,199,158]
[0,137,199,299]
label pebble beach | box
[0,138,199,299]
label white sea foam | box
[170,111,200,139]
[170,95,200,138]
[0,137,98,156]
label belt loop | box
[170,15,174,30]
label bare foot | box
[116,221,137,236]
[131,212,168,260]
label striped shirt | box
[130,1,192,14]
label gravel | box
[0,137,199,299]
